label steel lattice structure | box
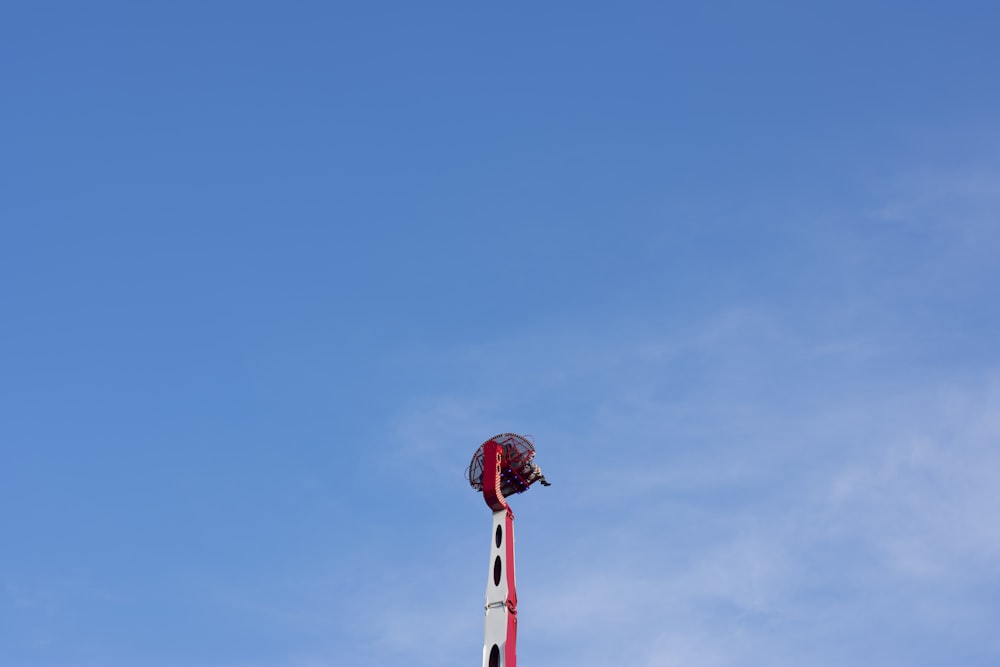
[468,434,549,667]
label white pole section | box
[483,508,517,667]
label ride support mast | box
[467,434,549,667]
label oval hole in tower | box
[495,524,502,548]
[493,556,502,586]
[489,644,500,667]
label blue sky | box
[2,2,1000,666]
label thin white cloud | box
[238,160,1000,667]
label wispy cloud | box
[195,160,1000,667]
[368,164,1000,666]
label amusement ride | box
[466,433,550,667]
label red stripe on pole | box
[505,509,518,667]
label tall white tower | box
[466,434,549,667]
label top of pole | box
[467,433,550,511]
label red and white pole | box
[481,440,518,667]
